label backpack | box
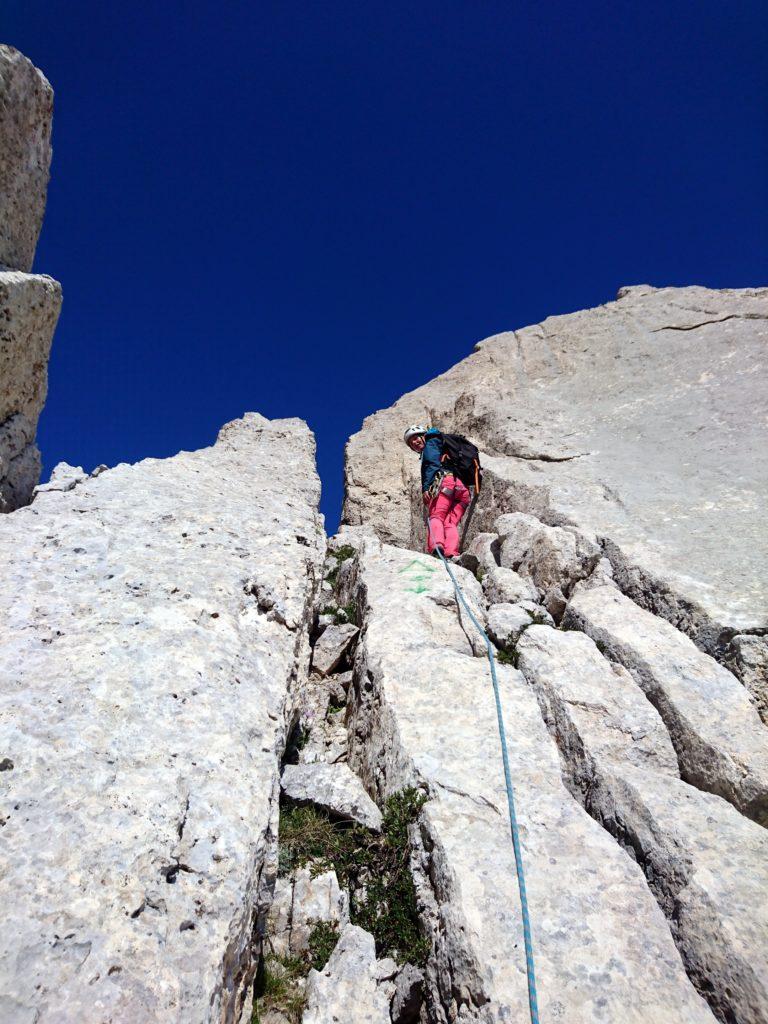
[440,432,483,492]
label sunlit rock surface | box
[0,414,324,1023]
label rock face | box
[564,581,768,825]
[0,45,53,272]
[517,625,768,1024]
[0,271,62,510]
[0,414,324,1023]
[346,539,715,1023]
[343,286,768,658]
[0,46,61,510]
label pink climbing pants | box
[425,475,471,557]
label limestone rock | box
[481,564,538,604]
[518,522,600,593]
[486,602,535,648]
[390,964,423,1024]
[728,634,768,724]
[346,540,714,1023]
[0,271,62,510]
[312,623,359,676]
[267,866,348,958]
[0,413,325,1023]
[302,924,391,1024]
[461,531,499,575]
[0,46,53,271]
[342,286,768,655]
[542,584,567,622]
[495,512,545,570]
[281,762,383,830]
[564,581,768,825]
[517,625,768,1024]
[33,461,88,494]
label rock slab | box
[0,45,53,272]
[564,581,768,825]
[0,414,324,1023]
[517,625,768,1024]
[346,539,714,1023]
[0,270,62,511]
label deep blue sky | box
[6,2,768,530]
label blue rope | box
[426,515,541,1024]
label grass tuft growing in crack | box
[278,788,429,966]
[251,952,307,1024]
[324,545,357,587]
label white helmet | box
[403,424,427,444]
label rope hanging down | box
[427,519,541,1024]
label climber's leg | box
[443,478,471,556]
[426,485,452,554]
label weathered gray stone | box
[486,602,535,648]
[267,866,348,958]
[0,413,324,1022]
[0,271,61,510]
[728,634,768,725]
[303,924,391,1024]
[281,762,383,830]
[346,540,714,1023]
[342,286,768,655]
[390,964,424,1024]
[494,512,544,570]
[33,461,88,494]
[518,522,600,593]
[542,584,567,622]
[0,46,52,272]
[481,564,538,604]
[312,623,359,677]
[517,625,768,1024]
[564,581,768,825]
[463,531,499,574]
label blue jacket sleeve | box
[421,432,444,492]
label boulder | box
[0,271,62,510]
[517,625,768,1024]
[33,462,88,494]
[342,286,768,657]
[0,46,53,271]
[564,582,768,825]
[495,512,545,570]
[517,523,600,593]
[281,762,383,830]
[486,602,535,648]
[345,540,714,1023]
[462,531,498,575]
[482,564,538,604]
[0,414,325,1022]
[302,924,391,1024]
[312,623,359,677]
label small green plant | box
[475,565,487,583]
[495,647,518,667]
[277,788,429,965]
[335,601,357,625]
[307,920,339,971]
[324,545,358,587]
[251,952,307,1023]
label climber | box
[403,425,480,560]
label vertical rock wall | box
[0,44,62,511]
[0,414,325,1023]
